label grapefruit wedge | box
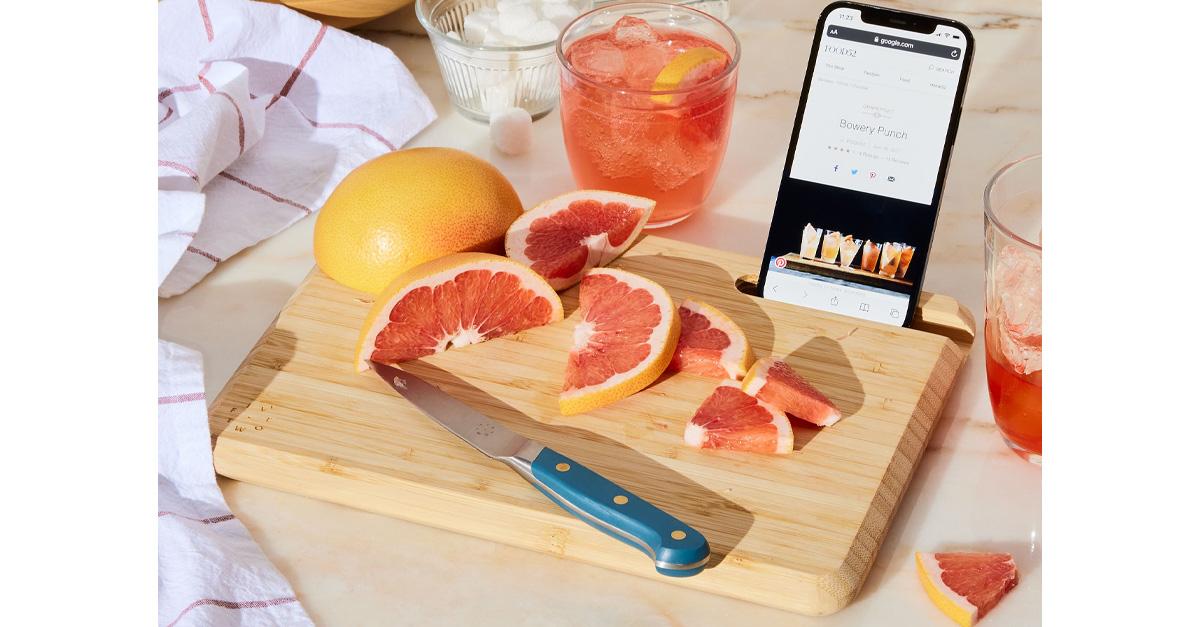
[356,252,563,371]
[915,552,1019,626]
[683,381,793,454]
[742,357,842,427]
[505,190,655,291]
[669,299,754,380]
[560,268,679,415]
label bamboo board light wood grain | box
[208,235,974,616]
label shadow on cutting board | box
[406,362,756,570]
[788,336,866,450]
[206,326,300,447]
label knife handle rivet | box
[612,495,629,505]
[671,530,687,541]
[555,463,571,472]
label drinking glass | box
[557,2,740,227]
[838,237,862,269]
[820,230,841,263]
[984,154,1042,464]
[860,240,880,272]
[800,223,822,259]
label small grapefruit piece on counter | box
[560,268,679,415]
[742,357,842,427]
[915,551,1019,626]
[505,190,655,291]
[356,252,563,371]
[683,382,793,454]
[669,299,754,380]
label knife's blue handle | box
[528,447,710,577]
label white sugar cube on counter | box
[489,107,533,155]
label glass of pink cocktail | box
[985,154,1042,463]
[557,3,740,227]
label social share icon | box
[774,257,787,268]
[850,169,858,176]
[887,175,896,182]
[869,171,877,180]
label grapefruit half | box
[505,190,655,291]
[560,268,679,415]
[742,358,842,427]
[683,381,793,454]
[356,252,563,371]
[669,299,754,380]
[915,551,1019,626]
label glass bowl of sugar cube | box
[416,0,586,122]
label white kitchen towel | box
[158,1,435,623]
[159,340,313,627]
[158,0,436,296]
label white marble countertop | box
[159,1,1041,624]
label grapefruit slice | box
[915,552,1019,626]
[560,268,679,415]
[505,190,655,291]
[742,357,842,427]
[669,299,754,380]
[355,252,563,371]
[683,381,793,454]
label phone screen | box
[758,3,972,326]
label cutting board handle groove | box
[734,273,975,348]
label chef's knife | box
[371,362,710,577]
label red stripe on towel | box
[159,83,201,103]
[158,511,235,524]
[217,172,313,214]
[158,392,206,405]
[158,160,200,183]
[166,596,299,627]
[267,24,328,110]
[197,0,214,42]
[213,92,246,154]
[186,246,222,263]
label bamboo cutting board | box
[208,235,973,616]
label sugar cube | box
[519,20,561,45]
[496,0,533,10]
[540,2,579,30]
[462,8,498,43]
[497,5,539,37]
[490,107,534,156]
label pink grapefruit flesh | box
[915,551,1019,626]
[356,253,563,371]
[669,299,754,379]
[560,267,679,415]
[683,381,793,454]
[742,357,841,427]
[505,190,655,291]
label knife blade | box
[371,362,710,577]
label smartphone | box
[755,2,973,326]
